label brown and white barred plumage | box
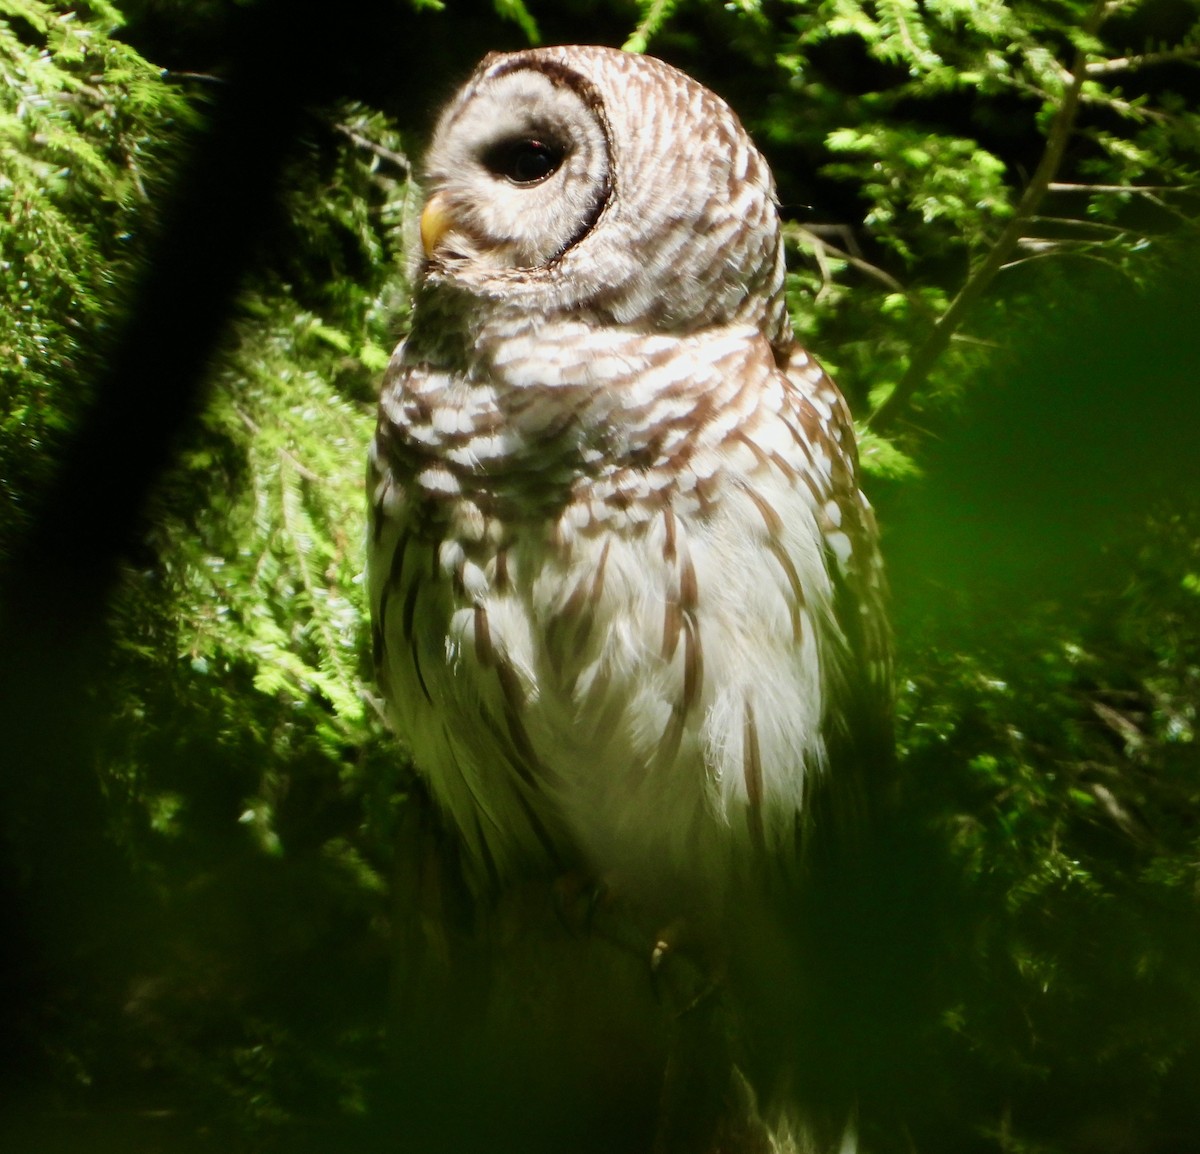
[367,46,888,925]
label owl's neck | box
[409,246,796,367]
[382,294,790,530]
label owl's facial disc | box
[419,132,569,258]
[421,64,610,272]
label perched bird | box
[367,45,891,1151]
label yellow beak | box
[419,191,453,258]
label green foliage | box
[493,0,541,43]
[894,506,1200,1146]
[86,102,420,1132]
[1,7,416,1120]
[0,0,193,546]
[624,0,680,53]
[823,126,1012,261]
[748,0,1200,432]
[101,94,420,860]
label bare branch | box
[161,70,226,85]
[1087,44,1200,75]
[1048,181,1186,193]
[1140,191,1200,227]
[1028,214,1137,234]
[1001,249,1128,272]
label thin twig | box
[333,122,411,176]
[783,224,907,292]
[1048,181,1185,192]
[161,70,226,85]
[802,222,866,250]
[1139,191,1200,227]
[1000,249,1128,272]
[1013,236,1122,251]
[1086,44,1200,74]
[808,236,839,304]
[867,0,1109,433]
[1029,214,1136,234]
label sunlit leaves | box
[825,0,943,73]
[177,311,373,745]
[125,100,418,877]
[825,126,1012,260]
[854,426,921,479]
[0,0,192,543]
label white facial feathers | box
[423,64,611,271]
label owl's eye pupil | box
[484,138,563,185]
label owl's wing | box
[501,331,894,872]
[778,344,894,827]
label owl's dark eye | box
[482,137,564,185]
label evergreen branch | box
[1079,90,1172,121]
[866,0,1108,433]
[623,0,677,53]
[236,405,322,482]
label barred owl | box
[368,41,887,1004]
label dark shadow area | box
[884,252,1200,614]
[0,0,427,1142]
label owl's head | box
[417,46,789,341]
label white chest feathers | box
[368,319,875,908]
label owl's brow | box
[487,55,605,115]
